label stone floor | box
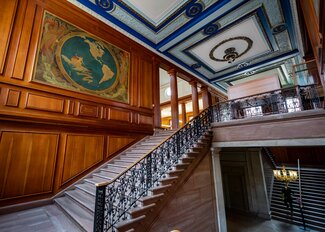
[0,205,320,232]
[227,211,318,232]
[0,204,81,232]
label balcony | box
[213,84,322,122]
[211,84,325,146]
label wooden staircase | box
[271,168,325,231]
[54,129,212,231]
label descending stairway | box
[271,168,325,231]
[54,129,175,231]
[114,130,212,232]
[54,129,212,231]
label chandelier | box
[273,166,298,183]
[223,47,239,63]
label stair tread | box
[271,168,325,231]
[66,189,95,212]
[85,176,110,185]
[130,203,156,215]
[116,215,146,230]
[107,163,129,168]
[75,182,96,196]
[55,197,93,232]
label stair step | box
[140,142,160,145]
[92,172,114,181]
[84,176,109,185]
[168,169,185,177]
[271,201,325,215]
[271,210,325,230]
[116,215,146,232]
[55,197,93,232]
[127,150,150,154]
[114,159,135,166]
[271,168,325,231]
[181,156,195,163]
[186,151,201,157]
[160,176,179,185]
[118,157,141,162]
[150,184,172,195]
[105,164,128,172]
[65,189,95,212]
[140,193,164,206]
[175,162,191,169]
[75,182,96,196]
[98,168,120,178]
[121,154,143,159]
[130,203,156,218]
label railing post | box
[94,185,106,232]
[146,154,152,190]
[177,132,181,158]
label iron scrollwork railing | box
[94,108,213,232]
[212,84,321,122]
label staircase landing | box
[0,204,81,232]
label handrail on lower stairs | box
[93,107,213,232]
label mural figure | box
[33,12,129,103]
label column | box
[190,81,199,116]
[168,68,179,129]
[181,102,187,125]
[211,148,227,232]
[246,148,271,219]
[201,86,212,109]
[153,59,161,128]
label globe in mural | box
[56,32,118,92]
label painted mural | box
[33,12,129,103]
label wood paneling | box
[108,108,130,122]
[138,114,153,125]
[107,136,136,158]
[228,75,281,100]
[25,93,64,113]
[0,0,19,74]
[77,102,100,118]
[12,1,37,80]
[6,89,21,107]
[0,131,58,200]
[138,57,153,109]
[61,134,104,184]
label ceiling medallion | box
[244,70,256,76]
[209,36,253,63]
[237,62,250,69]
[186,2,203,17]
[191,63,202,69]
[223,47,238,63]
[272,23,287,34]
[95,0,114,11]
[203,23,219,35]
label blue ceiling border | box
[155,0,233,49]
[112,0,196,32]
[209,49,299,82]
[280,0,297,49]
[77,0,157,47]
[179,8,277,75]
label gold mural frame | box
[32,11,130,103]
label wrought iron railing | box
[94,107,213,232]
[212,84,321,122]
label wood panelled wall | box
[0,0,157,206]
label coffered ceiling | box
[68,0,305,94]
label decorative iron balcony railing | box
[212,84,321,122]
[93,107,212,232]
